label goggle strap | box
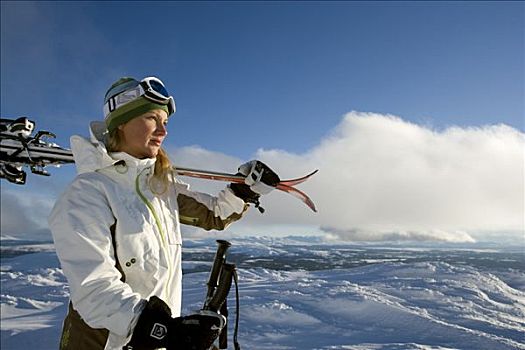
[103,97,118,118]
[108,98,116,113]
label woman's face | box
[117,109,168,159]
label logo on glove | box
[150,323,168,340]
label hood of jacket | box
[70,121,155,176]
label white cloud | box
[0,188,53,239]
[169,145,241,173]
[320,227,476,243]
[247,112,524,242]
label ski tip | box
[305,169,319,178]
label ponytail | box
[151,147,172,194]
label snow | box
[1,238,524,350]
[1,250,67,348]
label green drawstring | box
[135,169,172,299]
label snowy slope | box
[1,251,67,349]
[1,239,524,350]
[182,265,524,350]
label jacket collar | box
[70,121,156,176]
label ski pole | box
[203,240,232,310]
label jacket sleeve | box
[48,175,144,338]
[174,179,249,231]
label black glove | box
[125,296,226,350]
[229,183,260,204]
[229,160,280,203]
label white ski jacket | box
[48,122,247,349]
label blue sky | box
[1,1,524,242]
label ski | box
[1,139,75,164]
[1,118,318,212]
[278,169,318,186]
[1,117,75,184]
[174,166,318,212]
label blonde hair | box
[106,128,172,194]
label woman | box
[48,76,279,350]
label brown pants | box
[59,302,110,350]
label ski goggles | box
[103,77,176,118]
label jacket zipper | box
[135,170,172,300]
